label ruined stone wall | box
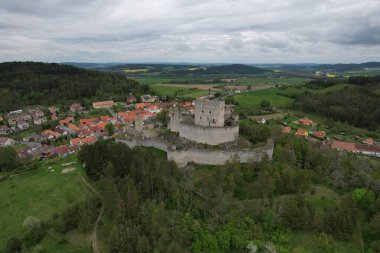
[117,138,274,168]
[117,138,168,152]
[194,99,225,127]
[179,123,239,145]
[167,139,274,167]
[224,104,234,120]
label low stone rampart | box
[117,138,274,167]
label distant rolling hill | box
[108,63,198,73]
[311,62,380,72]
[159,64,270,77]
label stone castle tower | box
[194,99,225,127]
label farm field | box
[0,154,93,251]
[151,84,211,97]
[234,76,311,85]
[136,76,310,86]
[233,83,353,109]
[157,83,221,90]
[234,88,294,109]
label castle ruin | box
[119,99,274,167]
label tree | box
[105,123,115,136]
[259,99,271,109]
[314,233,337,253]
[157,109,169,126]
[0,147,18,172]
[352,188,375,210]
[5,237,22,253]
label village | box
[0,94,200,160]
[0,92,379,162]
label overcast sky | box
[1,0,379,63]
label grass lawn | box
[0,154,93,250]
[34,234,92,253]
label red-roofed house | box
[140,111,156,120]
[43,130,61,139]
[331,141,356,152]
[282,126,291,133]
[364,138,374,145]
[68,123,80,132]
[93,100,114,109]
[135,103,148,109]
[70,136,97,146]
[97,122,108,130]
[298,118,315,126]
[127,95,137,104]
[313,130,326,138]
[78,128,93,138]
[100,116,118,124]
[82,136,97,144]
[146,104,161,113]
[80,118,98,125]
[70,138,81,146]
[59,117,74,125]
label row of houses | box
[281,125,379,157]
[329,140,380,157]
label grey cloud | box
[0,0,379,63]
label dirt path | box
[78,173,103,253]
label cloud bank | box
[0,0,379,63]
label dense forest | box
[295,80,380,131]
[54,135,380,253]
[0,62,149,112]
[159,64,269,77]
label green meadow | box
[233,83,353,109]
[0,154,93,251]
[151,84,210,97]
[234,76,311,85]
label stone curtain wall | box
[179,123,239,146]
[117,138,274,167]
[168,139,274,167]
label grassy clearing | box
[0,154,92,250]
[287,231,362,253]
[36,234,92,253]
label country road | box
[78,173,103,253]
